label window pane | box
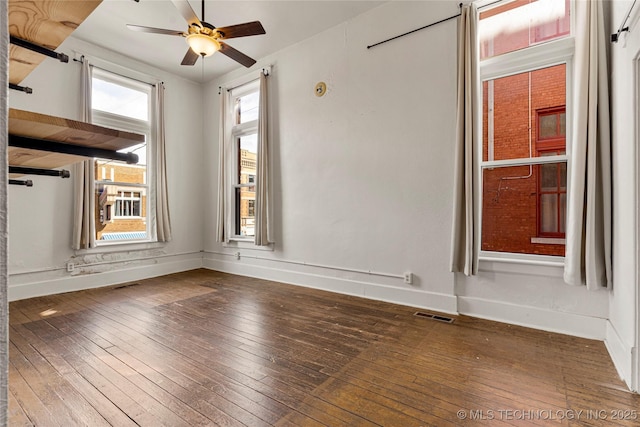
[235,186,256,237]
[95,184,147,241]
[235,91,259,125]
[539,114,557,139]
[92,78,148,121]
[540,163,557,191]
[238,134,257,184]
[479,0,570,60]
[482,164,565,256]
[540,194,558,233]
[483,64,566,162]
[559,193,566,233]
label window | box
[114,191,142,218]
[479,0,572,258]
[228,79,260,239]
[91,68,153,243]
[536,108,566,239]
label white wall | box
[7,37,204,300]
[608,0,640,392]
[202,0,609,341]
[203,1,459,313]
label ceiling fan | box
[127,0,265,67]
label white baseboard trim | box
[458,295,607,340]
[8,254,203,302]
[203,256,458,314]
[604,320,636,391]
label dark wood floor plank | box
[9,334,111,427]
[46,307,287,426]
[8,269,640,427]
[11,322,139,427]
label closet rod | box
[10,35,69,63]
[9,83,32,94]
[9,179,33,187]
[9,166,70,178]
[8,135,139,165]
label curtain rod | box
[366,1,501,50]
[218,67,271,94]
[73,56,157,87]
[611,0,637,42]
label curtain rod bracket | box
[611,27,629,43]
[612,0,637,43]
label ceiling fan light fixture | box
[186,33,220,57]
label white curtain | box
[215,88,228,243]
[154,82,172,242]
[450,3,480,276]
[72,58,95,250]
[564,0,611,289]
[255,71,272,246]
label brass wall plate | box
[315,81,327,97]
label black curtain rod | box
[73,57,157,87]
[366,0,502,50]
[367,11,460,49]
[218,68,270,94]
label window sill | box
[223,239,274,251]
[77,239,162,254]
[531,237,566,245]
[479,251,564,277]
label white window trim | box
[477,1,574,267]
[91,67,156,246]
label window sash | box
[478,1,573,260]
[227,80,260,240]
[90,70,153,245]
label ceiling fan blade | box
[170,0,202,28]
[181,48,200,66]
[126,24,185,36]
[218,42,256,68]
[215,21,266,39]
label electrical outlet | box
[235,252,241,260]
[403,272,413,284]
[66,262,75,272]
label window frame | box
[227,78,260,241]
[536,107,567,239]
[90,67,155,246]
[477,0,574,262]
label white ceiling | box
[73,0,383,83]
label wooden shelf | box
[9,108,145,171]
[8,0,102,85]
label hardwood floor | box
[8,269,640,426]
